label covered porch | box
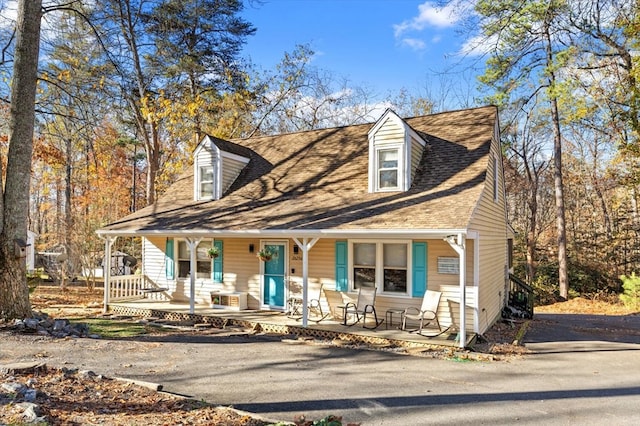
[99,231,477,349]
[104,273,475,349]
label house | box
[97,105,510,347]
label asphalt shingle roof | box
[99,105,497,235]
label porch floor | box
[107,298,475,349]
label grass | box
[70,318,156,339]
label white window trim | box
[347,239,412,296]
[193,141,223,201]
[198,165,214,200]
[176,239,214,281]
[374,145,405,192]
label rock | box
[78,370,97,381]
[23,389,37,402]
[8,312,91,339]
[60,367,78,377]
[24,318,39,330]
[2,382,25,394]
[17,402,45,423]
[53,319,69,332]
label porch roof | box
[98,106,497,237]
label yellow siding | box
[215,238,263,308]
[373,117,404,144]
[427,240,474,287]
[410,137,424,182]
[468,123,509,334]
[221,156,246,194]
[142,237,170,288]
[196,146,215,168]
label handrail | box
[507,273,534,318]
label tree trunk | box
[544,18,569,300]
[552,96,568,300]
[0,0,42,319]
[526,195,538,284]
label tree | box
[502,104,552,285]
[247,44,380,136]
[0,0,42,319]
[88,0,255,205]
[476,0,571,299]
[143,0,255,144]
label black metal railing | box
[505,273,534,319]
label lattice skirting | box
[108,305,451,349]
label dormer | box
[193,135,250,201]
[367,109,427,192]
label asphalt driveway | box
[2,313,640,425]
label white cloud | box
[401,38,427,51]
[394,1,464,37]
[0,0,17,28]
[460,34,497,57]
[0,0,65,38]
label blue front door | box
[262,243,286,308]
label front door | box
[262,242,286,309]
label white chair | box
[401,290,442,335]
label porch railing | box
[108,274,170,302]
[506,273,534,319]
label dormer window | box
[199,165,214,199]
[193,135,250,201]
[368,109,427,193]
[378,148,399,189]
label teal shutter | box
[165,238,175,280]
[212,240,223,283]
[335,241,348,291]
[412,242,427,297]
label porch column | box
[446,233,466,348]
[293,237,319,327]
[186,238,202,314]
[101,235,118,314]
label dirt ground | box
[1,284,637,425]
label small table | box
[286,297,303,318]
[385,308,405,330]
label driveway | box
[2,314,640,425]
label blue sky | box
[241,0,483,108]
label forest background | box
[1,0,639,309]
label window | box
[353,243,376,289]
[199,165,214,199]
[383,243,407,293]
[377,149,399,189]
[177,241,212,279]
[351,241,411,294]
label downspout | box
[187,238,202,314]
[293,237,319,327]
[101,235,118,314]
[445,233,466,348]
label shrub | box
[619,273,640,310]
